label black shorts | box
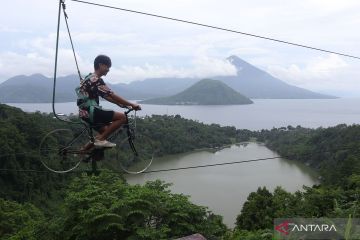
[83,107,114,131]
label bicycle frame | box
[55,108,137,161]
[82,107,138,162]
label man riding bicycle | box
[77,54,141,148]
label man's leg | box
[96,111,126,141]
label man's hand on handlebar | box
[130,103,141,110]
[119,103,141,110]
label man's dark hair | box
[94,55,112,70]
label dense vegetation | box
[0,104,247,203]
[0,104,241,239]
[1,103,359,239]
[255,125,360,186]
[225,126,360,239]
[1,174,227,240]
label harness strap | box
[76,74,99,124]
[89,105,95,123]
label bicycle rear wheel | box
[39,128,89,173]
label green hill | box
[140,79,253,105]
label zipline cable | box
[0,156,282,174]
[1,144,360,174]
[140,156,282,174]
[70,0,360,60]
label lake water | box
[6,99,358,227]
[7,98,360,130]
[127,143,319,227]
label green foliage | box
[0,104,246,206]
[136,114,246,155]
[224,229,273,240]
[236,187,274,230]
[246,124,360,229]
[0,198,45,240]
[47,172,227,240]
[235,185,359,233]
[0,104,73,205]
[255,124,360,186]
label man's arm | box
[104,92,141,110]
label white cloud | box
[0,50,88,79]
[267,54,348,83]
[0,31,91,79]
[107,56,236,83]
[303,0,360,13]
[191,56,237,78]
[266,54,360,96]
[74,32,137,43]
[0,26,32,33]
[0,31,237,83]
[1,0,360,96]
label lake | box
[126,142,319,227]
[7,98,360,130]
[6,99,359,227]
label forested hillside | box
[1,104,359,239]
[140,79,253,105]
[255,125,360,185]
[0,104,248,202]
[0,104,240,239]
[226,126,360,239]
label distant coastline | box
[5,98,360,131]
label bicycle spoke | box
[39,128,89,173]
[117,134,154,174]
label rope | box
[52,0,63,122]
[61,1,82,80]
[52,0,83,125]
[70,0,360,60]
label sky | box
[1,0,360,97]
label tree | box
[49,172,227,240]
[0,198,45,240]
[235,187,273,230]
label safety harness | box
[75,73,100,123]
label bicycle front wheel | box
[102,133,154,174]
[39,128,89,173]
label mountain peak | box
[29,73,47,78]
[226,55,253,73]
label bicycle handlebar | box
[124,106,141,115]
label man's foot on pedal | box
[94,139,116,148]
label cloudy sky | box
[1,0,360,96]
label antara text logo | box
[275,218,360,239]
[275,220,337,236]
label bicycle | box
[39,108,154,174]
